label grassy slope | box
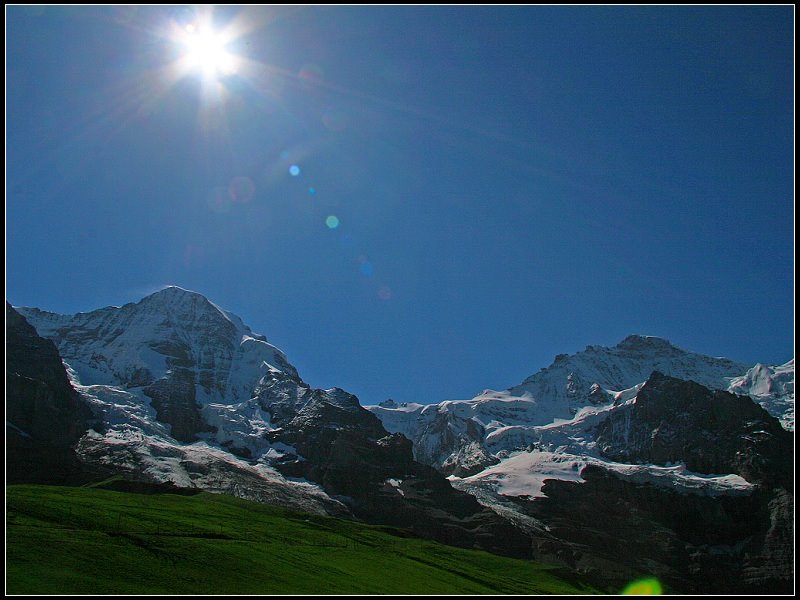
[6,484,597,595]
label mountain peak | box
[617,334,674,350]
[137,286,234,324]
[141,285,209,304]
[512,333,755,412]
[157,284,195,294]
[18,286,301,423]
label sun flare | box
[180,23,238,79]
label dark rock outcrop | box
[259,374,531,558]
[6,303,92,484]
[596,371,793,488]
[523,466,793,594]
[143,365,214,442]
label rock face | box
[531,373,794,593]
[448,371,794,593]
[524,467,792,594]
[143,368,212,442]
[6,303,92,484]
[15,287,530,558]
[596,372,793,488]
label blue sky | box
[7,6,794,405]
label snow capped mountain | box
[18,286,311,448]
[367,335,793,592]
[16,286,341,513]
[14,287,530,556]
[16,285,330,455]
[368,335,794,477]
[19,285,297,403]
[510,334,753,407]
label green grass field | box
[7,483,597,594]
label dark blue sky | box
[7,6,794,405]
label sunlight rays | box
[177,22,238,80]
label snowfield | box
[453,450,754,499]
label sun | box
[180,23,238,79]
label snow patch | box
[385,478,405,496]
[456,450,754,499]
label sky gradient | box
[6,6,794,406]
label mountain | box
[367,337,793,593]
[367,335,793,476]
[11,290,793,592]
[515,373,793,594]
[13,287,528,557]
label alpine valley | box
[7,287,794,593]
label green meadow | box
[7,483,597,595]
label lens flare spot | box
[622,578,663,595]
[325,215,340,229]
[360,262,374,277]
[228,176,255,203]
[378,286,393,301]
[289,165,301,177]
[308,187,316,195]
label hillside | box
[6,484,599,595]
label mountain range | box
[7,287,794,593]
[367,332,793,480]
